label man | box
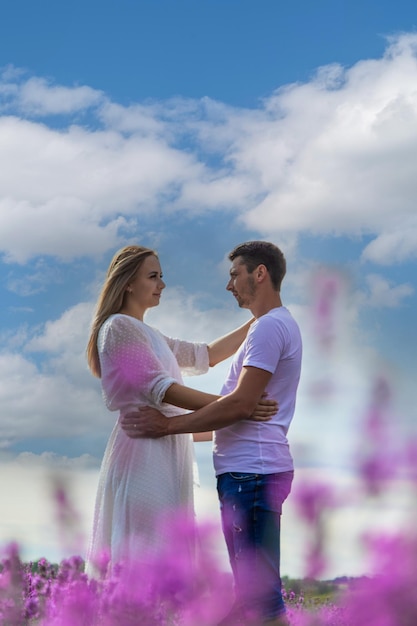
[122,241,302,626]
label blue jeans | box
[217,471,293,622]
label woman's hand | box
[250,395,278,422]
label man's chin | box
[233,294,247,308]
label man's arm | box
[121,366,273,438]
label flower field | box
[1,372,416,625]
[1,511,417,625]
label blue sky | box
[1,0,416,577]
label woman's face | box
[128,255,166,314]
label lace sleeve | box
[163,335,210,377]
[98,316,177,411]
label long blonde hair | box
[86,245,157,378]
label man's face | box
[226,256,256,309]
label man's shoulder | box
[256,307,298,328]
[252,307,301,345]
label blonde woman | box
[85,245,275,574]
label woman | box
[85,245,274,574]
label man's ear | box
[255,264,268,283]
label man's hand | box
[250,394,278,422]
[121,407,169,439]
[121,394,278,439]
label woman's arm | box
[163,382,216,442]
[163,382,220,410]
[207,318,255,366]
[193,432,213,442]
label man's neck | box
[250,293,282,318]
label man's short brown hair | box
[228,241,286,291]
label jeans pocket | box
[228,472,258,481]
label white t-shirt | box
[213,306,302,475]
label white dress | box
[86,314,209,574]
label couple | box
[86,241,302,626]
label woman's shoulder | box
[103,314,163,340]
[99,314,144,339]
[98,314,154,352]
[104,313,146,327]
[105,312,134,323]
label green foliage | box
[282,575,343,607]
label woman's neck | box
[119,305,146,322]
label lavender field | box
[1,519,417,625]
[2,420,416,626]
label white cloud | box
[1,34,417,264]
[13,450,99,470]
[361,222,417,265]
[166,35,417,260]
[1,75,104,115]
[226,36,417,243]
[361,273,414,308]
[6,259,64,296]
[146,286,250,343]
[99,101,166,136]
[25,301,95,384]
[0,64,25,82]
[27,302,93,354]
[0,305,108,444]
[0,114,205,262]
[0,196,132,263]
[0,350,104,441]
